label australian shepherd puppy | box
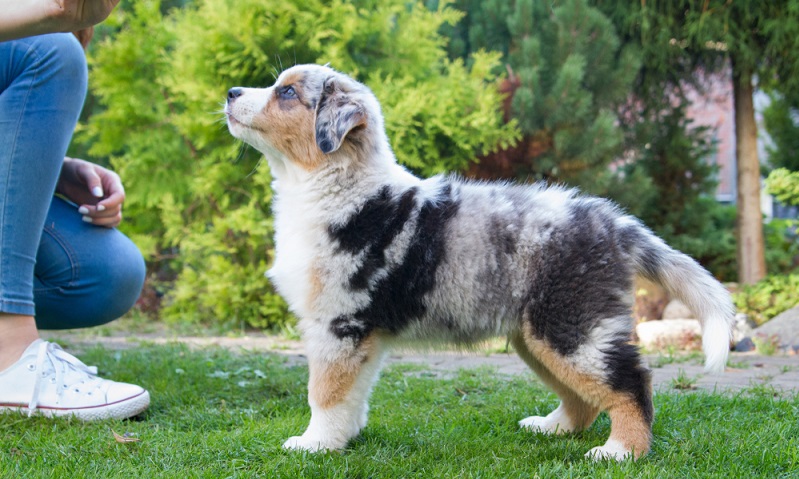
[224,64,734,461]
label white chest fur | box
[267,191,322,319]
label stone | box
[734,337,756,352]
[661,299,695,320]
[732,313,757,343]
[635,319,702,350]
[753,305,799,352]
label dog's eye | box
[279,86,298,100]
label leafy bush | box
[766,168,799,207]
[79,0,518,328]
[733,274,799,325]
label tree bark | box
[732,59,767,285]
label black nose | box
[227,87,244,101]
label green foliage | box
[734,274,799,326]
[766,168,799,207]
[446,0,640,189]
[373,52,519,174]
[763,96,799,172]
[752,333,781,356]
[79,0,517,328]
[763,219,799,276]
[597,1,799,98]
[765,169,799,277]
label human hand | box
[56,157,125,228]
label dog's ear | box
[315,76,367,154]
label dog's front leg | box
[284,334,385,452]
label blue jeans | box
[0,33,145,330]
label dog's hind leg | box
[283,333,386,452]
[583,339,654,461]
[515,326,653,461]
[510,331,599,435]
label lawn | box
[1,344,797,478]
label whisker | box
[246,155,265,178]
[237,143,247,164]
[228,140,248,164]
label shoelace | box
[27,341,100,415]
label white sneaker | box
[0,339,150,420]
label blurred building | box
[685,68,795,219]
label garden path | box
[43,331,799,395]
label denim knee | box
[34,198,146,330]
[29,33,88,104]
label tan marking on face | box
[308,336,376,409]
[250,72,326,171]
[516,326,652,458]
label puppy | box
[225,64,734,461]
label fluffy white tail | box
[628,223,735,373]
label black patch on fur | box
[329,186,418,289]
[330,315,370,344]
[603,338,654,425]
[522,198,633,356]
[328,182,460,342]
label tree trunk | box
[732,59,767,285]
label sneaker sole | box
[0,390,150,421]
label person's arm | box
[0,0,119,42]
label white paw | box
[518,415,572,435]
[585,440,633,461]
[282,434,338,452]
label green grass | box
[2,344,797,478]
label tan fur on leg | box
[603,395,652,459]
[517,327,652,460]
[309,336,376,410]
[283,335,384,451]
[511,331,599,433]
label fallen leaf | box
[112,429,141,444]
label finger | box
[81,211,122,228]
[79,204,121,219]
[87,215,122,228]
[96,188,125,211]
[99,171,124,202]
[77,163,105,198]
